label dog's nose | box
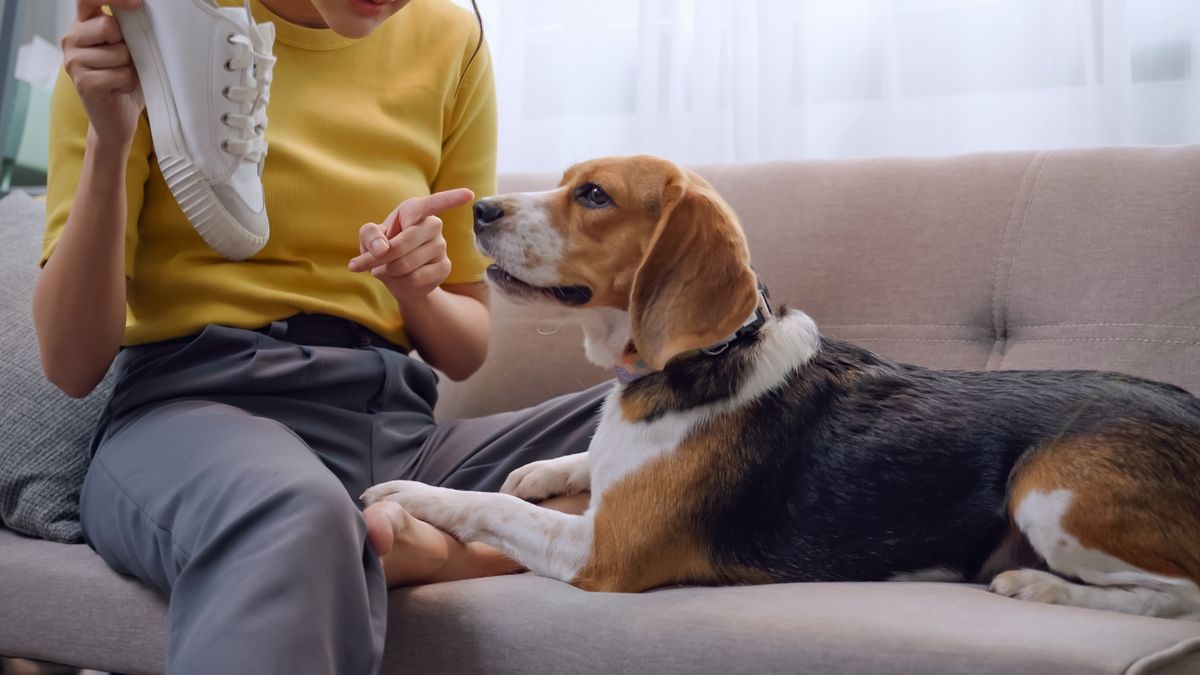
[473,200,505,234]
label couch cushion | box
[3,528,1199,675]
[701,147,1199,389]
[0,528,165,674]
[0,192,113,542]
[995,147,1200,378]
[387,576,1200,675]
[438,147,1199,418]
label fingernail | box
[370,239,389,256]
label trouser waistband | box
[250,314,408,354]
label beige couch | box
[3,146,1200,674]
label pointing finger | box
[395,188,474,233]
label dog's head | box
[473,155,759,370]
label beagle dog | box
[363,155,1200,619]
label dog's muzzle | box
[473,199,505,235]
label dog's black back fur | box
[633,315,1200,584]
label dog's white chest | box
[587,390,698,500]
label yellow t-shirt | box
[43,0,496,348]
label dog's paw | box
[501,454,590,502]
[989,569,1071,605]
[360,480,464,531]
[360,480,418,506]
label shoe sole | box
[115,6,268,262]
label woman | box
[34,1,603,673]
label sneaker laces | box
[220,0,275,170]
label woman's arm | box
[34,133,131,397]
[34,0,145,397]
[397,282,490,382]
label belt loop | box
[267,320,288,339]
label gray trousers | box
[80,322,607,675]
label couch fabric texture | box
[2,147,1199,674]
[0,191,112,543]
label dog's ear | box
[629,169,760,370]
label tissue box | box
[2,80,49,187]
[6,34,61,187]
[14,82,49,176]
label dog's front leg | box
[501,451,591,502]
[361,481,592,583]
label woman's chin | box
[323,15,385,38]
[318,0,411,38]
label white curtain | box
[467,0,1200,173]
[48,0,1200,173]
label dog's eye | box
[576,183,612,209]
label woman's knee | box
[265,473,368,542]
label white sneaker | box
[115,0,276,261]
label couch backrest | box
[435,147,1200,419]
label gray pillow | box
[0,191,112,543]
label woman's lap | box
[81,324,432,590]
[83,323,608,585]
[78,321,607,671]
[82,399,360,589]
[93,323,439,496]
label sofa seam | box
[842,338,983,344]
[988,151,1047,367]
[845,337,1200,346]
[821,323,983,329]
[1012,323,1200,331]
[1124,636,1200,675]
[999,157,1049,328]
[827,322,1200,331]
[988,154,1038,338]
[1016,337,1200,346]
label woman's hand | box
[349,188,491,379]
[349,188,475,303]
[62,0,145,152]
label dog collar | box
[614,286,772,385]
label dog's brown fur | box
[573,411,769,592]
[1009,420,1200,581]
